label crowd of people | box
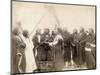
[12,25,96,74]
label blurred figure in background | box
[85,28,96,69]
[71,29,79,66]
[49,28,64,71]
[32,29,43,71]
[41,28,50,42]
[32,29,41,58]
[63,29,72,66]
[87,28,95,44]
[78,27,87,66]
[12,28,26,73]
[40,28,51,61]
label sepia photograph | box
[11,0,96,74]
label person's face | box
[53,30,58,35]
[36,29,41,35]
[73,29,77,34]
[13,28,20,36]
[80,28,84,33]
[89,29,94,34]
[23,30,29,38]
[26,32,29,38]
[44,29,49,34]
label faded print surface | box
[11,1,96,74]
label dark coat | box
[78,32,87,65]
[71,33,80,65]
[85,33,96,69]
[32,34,40,55]
[12,35,26,74]
[53,37,64,71]
[64,36,72,62]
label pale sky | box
[12,1,95,34]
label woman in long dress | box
[20,30,37,73]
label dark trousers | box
[64,46,71,62]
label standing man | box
[12,28,26,74]
[63,29,72,66]
[85,28,96,69]
[32,29,42,71]
[71,29,79,66]
[32,29,41,58]
[49,28,64,71]
[78,27,87,66]
[41,28,51,61]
